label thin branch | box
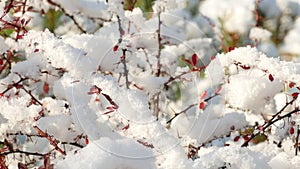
[295,126,300,155]
[100,92,119,109]
[263,99,295,128]
[33,126,66,155]
[140,48,153,71]
[0,52,10,75]
[21,87,43,106]
[6,132,85,149]
[0,149,46,157]
[254,0,263,27]
[46,0,86,33]
[241,106,299,147]
[116,15,124,43]
[166,90,219,124]
[0,74,28,95]
[163,70,193,88]
[61,142,84,149]
[155,12,162,77]
[116,15,129,89]
[204,93,219,102]
[152,92,160,119]
[1,138,46,157]
[0,154,8,169]
[166,103,198,124]
[121,49,129,89]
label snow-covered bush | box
[0,0,300,168]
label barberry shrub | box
[0,0,300,168]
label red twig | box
[241,99,299,147]
[101,93,118,109]
[33,126,66,155]
[0,75,28,96]
[166,91,220,124]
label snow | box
[199,0,255,34]
[0,96,39,133]
[11,57,44,80]
[281,17,300,56]
[1,0,300,168]
[259,0,281,19]
[195,146,271,169]
[57,0,108,17]
[277,0,300,16]
[249,27,272,41]
[225,74,282,113]
[56,137,156,169]
[0,36,8,53]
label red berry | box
[113,45,118,52]
[199,102,205,110]
[85,137,89,144]
[289,82,295,88]
[243,135,249,141]
[268,74,274,82]
[292,92,299,99]
[228,46,234,52]
[290,127,295,135]
[234,136,240,142]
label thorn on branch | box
[88,85,119,113]
[166,103,198,124]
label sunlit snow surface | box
[0,0,300,168]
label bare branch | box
[166,103,198,124]
[46,0,86,33]
[155,12,162,77]
[241,99,299,147]
[33,126,66,155]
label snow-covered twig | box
[121,49,129,89]
[241,99,299,147]
[155,12,162,77]
[46,0,86,33]
[33,126,66,155]
[166,103,197,124]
